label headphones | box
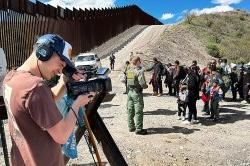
[36,34,65,61]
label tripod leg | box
[83,113,102,166]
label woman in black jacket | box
[185,66,200,124]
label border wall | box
[0,0,162,68]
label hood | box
[75,60,96,66]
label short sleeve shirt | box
[3,70,63,166]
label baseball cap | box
[36,34,76,77]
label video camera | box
[66,67,112,99]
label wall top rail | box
[0,0,162,24]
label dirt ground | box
[68,25,250,166]
[1,25,250,166]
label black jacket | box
[187,71,200,100]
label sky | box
[31,0,250,24]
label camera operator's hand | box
[60,69,87,83]
[71,69,87,81]
[71,92,96,111]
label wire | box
[37,59,45,79]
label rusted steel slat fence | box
[0,0,162,69]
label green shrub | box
[239,15,245,21]
[183,10,250,62]
[206,19,213,27]
[206,44,221,58]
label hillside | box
[146,25,212,67]
[181,10,250,63]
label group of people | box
[123,55,250,134]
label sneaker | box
[182,121,191,125]
[157,93,163,97]
[177,116,182,120]
[192,120,199,124]
[135,129,148,135]
[241,100,248,104]
[152,92,158,96]
[181,116,186,121]
[129,128,136,132]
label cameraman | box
[2,34,93,166]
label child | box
[201,73,211,115]
[149,73,158,96]
[177,84,188,120]
[208,80,223,121]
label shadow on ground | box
[100,104,120,109]
[147,126,200,135]
[223,97,243,102]
[143,93,176,98]
[72,162,108,166]
[220,103,248,109]
[143,93,153,97]
[199,107,250,126]
[101,116,114,119]
[144,109,176,116]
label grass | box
[181,10,250,63]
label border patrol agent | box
[126,56,148,135]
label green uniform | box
[126,66,148,132]
[124,64,130,93]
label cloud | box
[176,15,184,21]
[160,13,174,20]
[45,0,116,10]
[189,5,234,15]
[212,0,242,5]
[181,10,189,14]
